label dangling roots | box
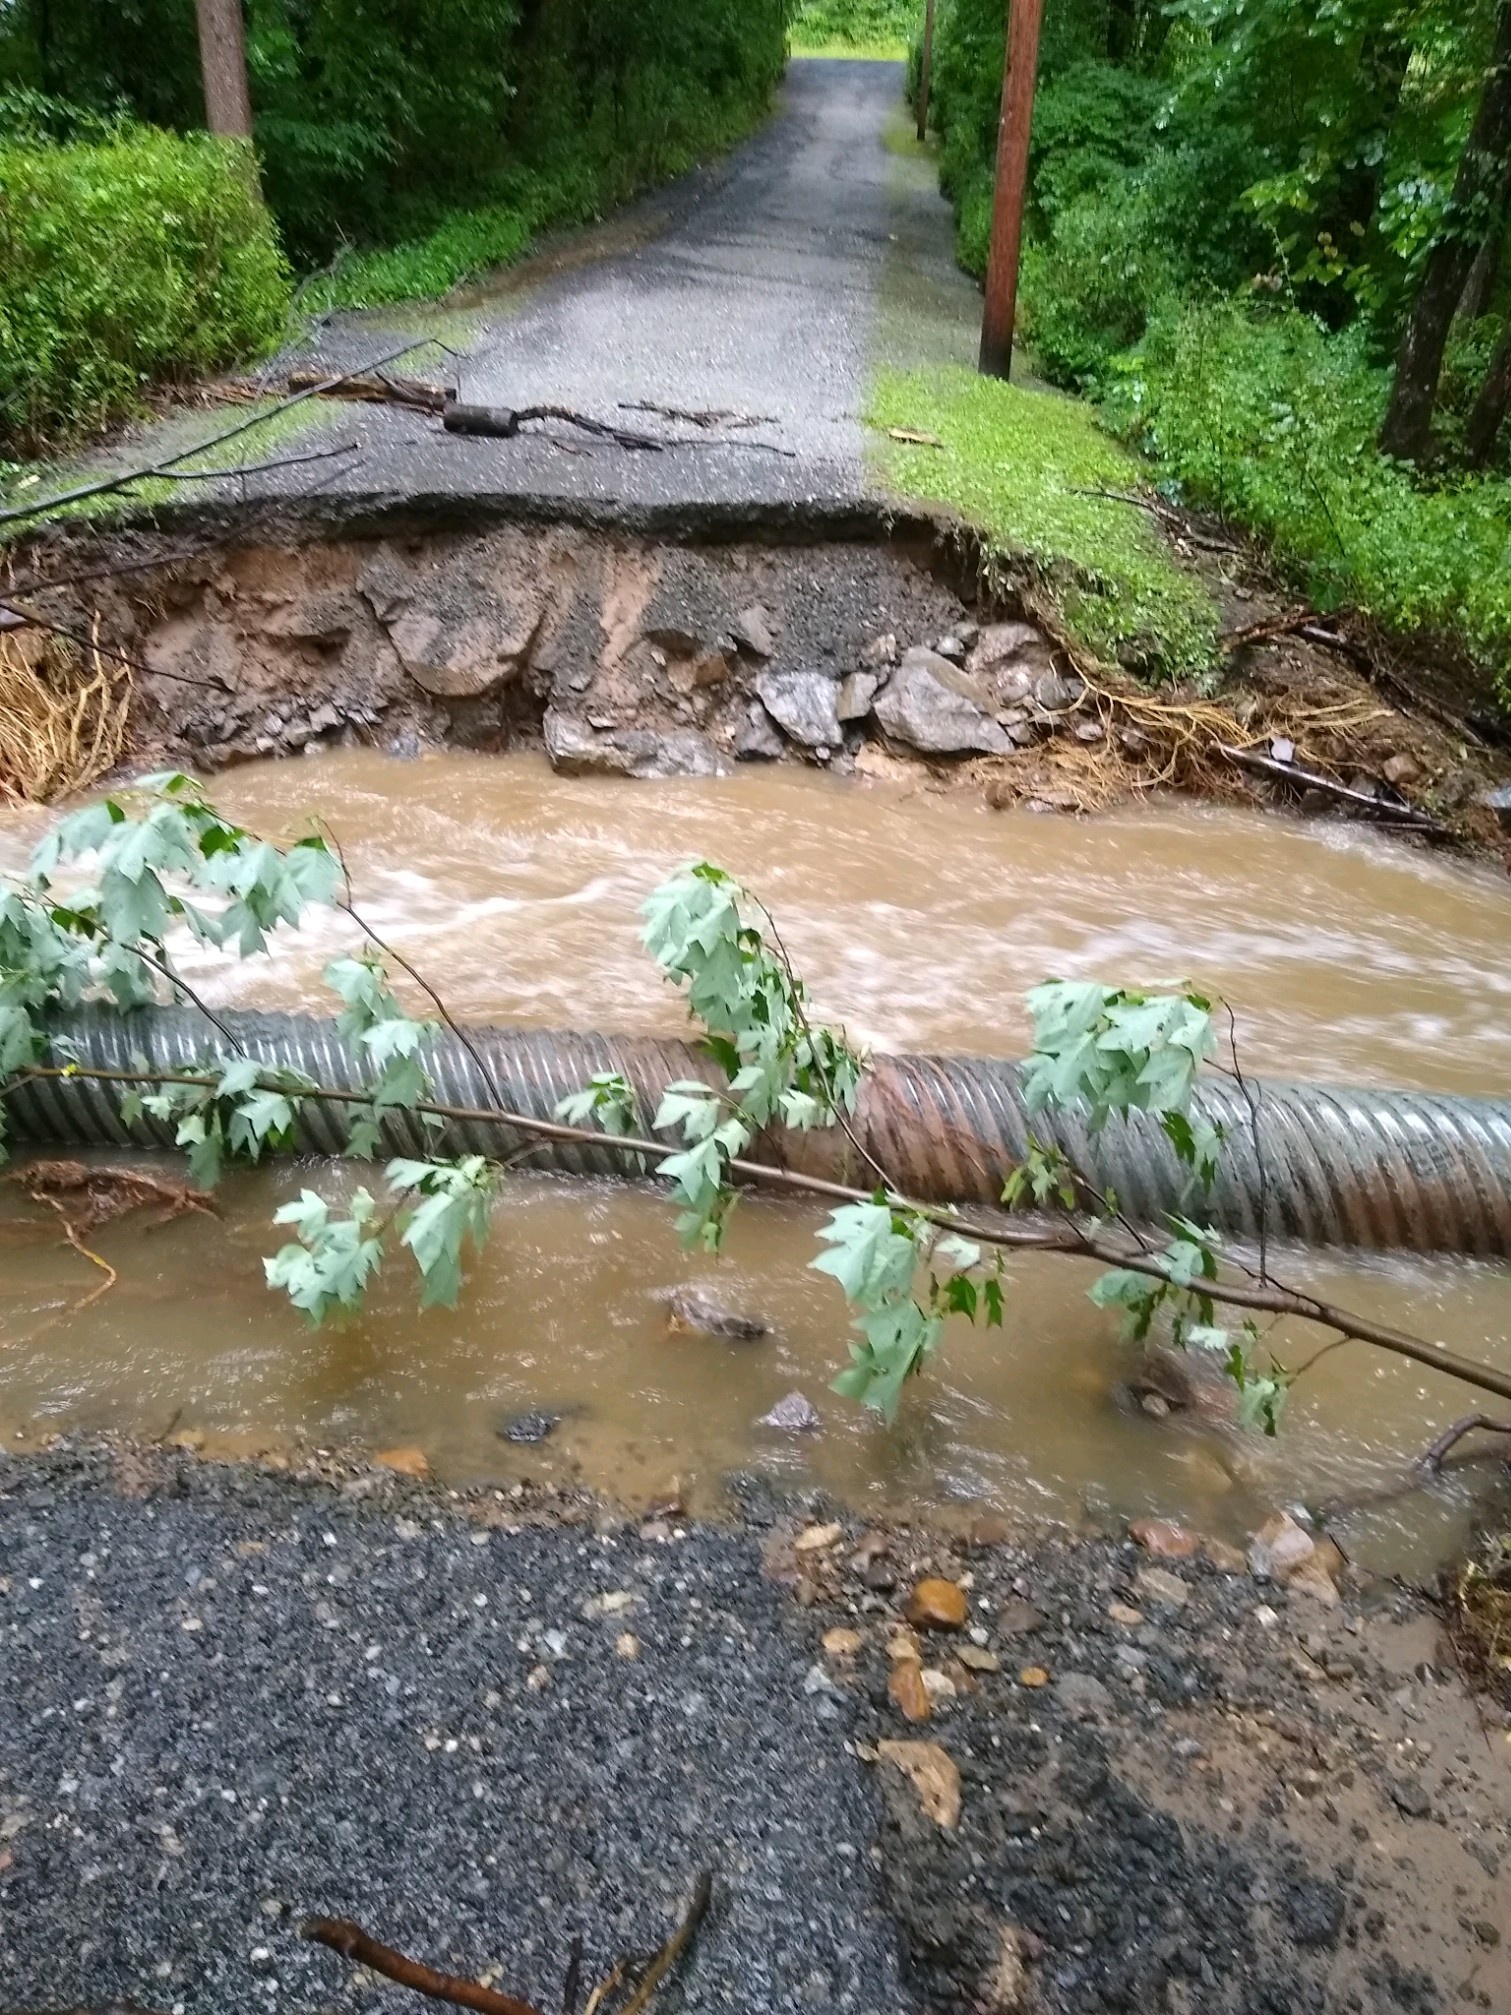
[1014,583,1390,812]
[0,615,131,804]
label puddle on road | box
[2,751,1509,1568]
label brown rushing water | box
[2,751,1509,1566]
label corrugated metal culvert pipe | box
[9,1006,1511,1256]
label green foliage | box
[0,125,290,450]
[791,1,917,57]
[628,863,864,1248]
[1109,298,1511,707]
[869,363,1221,678]
[0,2,790,324]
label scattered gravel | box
[0,1447,901,2014]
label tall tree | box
[194,0,253,139]
[1380,0,1511,461]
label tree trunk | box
[194,0,254,139]
[1466,317,1511,465]
[1380,0,1511,462]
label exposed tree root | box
[0,616,130,803]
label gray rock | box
[656,1283,769,1339]
[389,605,537,699]
[1388,1775,1431,1818]
[756,669,843,749]
[967,619,1043,672]
[1056,1672,1113,1721]
[308,702,342,735]
[734,703,787,761]
[497,1412,558,1445]
[861,632,897,668]
[1479,782,1511,829]
[1286,1878,1345,1950]
[732,605,778,658]
[934,635,967,663]
[836,670,881,722]
[760,1390,822,1433]
[544,710,725,779]
[1034,670,1084,714]
[872,648,1010,755]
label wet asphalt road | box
[71,59,981,530]
[0,1454,901,2014]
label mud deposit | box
[0,1447,1506,2015]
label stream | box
[2,749,1509,1570]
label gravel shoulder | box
[3,1444,1508,2015]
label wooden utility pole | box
[978,0,1045,381]
[195,0,254,139]
[916,0,937,143]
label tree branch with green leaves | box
[2,775,1508,1421]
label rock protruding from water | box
[657,1282,770,1339]
[544,709,726,779]
[756,669,843,750]
[873,647,1010,755]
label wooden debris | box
[9,1159,217,1234]
[886,426,944,448]
[285,368,451,413]
[442,402,665,451]
[301,1917,545,2015]
[1215,740,1449,835]
[613,1870,713,2015]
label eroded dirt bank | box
[1,1442,1506,2015]
[7,507,1508,851]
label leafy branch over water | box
[2,773,1508,1418]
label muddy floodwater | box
[2,751,1510,1567]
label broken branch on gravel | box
[0,340,432,531]
[614,1871,712,2015]
[7,1060,1511,1408]
[1417,1414,1511,1472]
[300,1916,545,2015]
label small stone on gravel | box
[1135,1566,1191,1609]
[904,1577,968,1630]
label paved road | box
[0,1452,902,2015]
[73,60,982,530]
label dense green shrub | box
[0,126,290,450]
[791,1,918,54]
[0,1,792,273]
[1110,299,1511,704]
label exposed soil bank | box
[1,1442,1507,2015]
[7,504,1508,852]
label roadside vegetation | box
[0,1,790,451]
[918,0,1511,717]
[871,365,1219,676]
[791,1,917,60]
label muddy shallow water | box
[2,751,1509,1567]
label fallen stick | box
[1418,1413,1511,1473]
[1215,740,1448,836]
[0,340,431,532]
[619,400,777,430]
[285,369,452,413]
[300,1917,545,2015]
[442,402,665,451]
[614,1872,713,2015]
[9,1057,1511,1406]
